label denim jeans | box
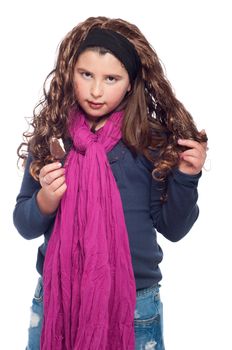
[26,277,165,350]
[26,277,43,350]
[134,284,165,350]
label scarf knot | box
[72,125,98,154]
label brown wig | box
[17,16,207,180]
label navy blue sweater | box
[13,140,201,290]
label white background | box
[0,0,231,349]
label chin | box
[86,110,105,118]
[86,107,111,118]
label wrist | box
[36,188,60,215]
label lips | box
[87,101,104,109]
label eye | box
[106,76,117,83]
[81,71,92,79]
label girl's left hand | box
[177,135,208,176]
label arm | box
[13,155,57,239]
[151,135,207,242]
[151,169,201,242]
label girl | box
[13,16,207,350]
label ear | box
[127,83,131,92]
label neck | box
[89,117,107,133]
[84,112,111,133]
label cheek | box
[108,87,129,105]
[73,80,83,100]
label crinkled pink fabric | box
[40,109,136,350]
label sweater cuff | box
[171,168,202,187]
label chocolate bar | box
[49,137,66,160]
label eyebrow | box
[76,67,123,78]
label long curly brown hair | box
[18,16,207,180]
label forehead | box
[75,49,126,73]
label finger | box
[42,168,65,186]
[181,147,207,161]
[48,175,66,192]
[39,162,62,178]
[180,148,201,158]
[42,176,49,186]
[39,165,64,186]
[178,139,208,154]
[178,139,201,149]
[180,144,206,158]
[180,155,204,168]
[54,182,67,198]
[180,151,207,166]
[40,175,50,187]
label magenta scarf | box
[40,109,136,350]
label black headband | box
[77,27,141,83]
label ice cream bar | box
[49,137,66,160]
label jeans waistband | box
[136,283,160,297]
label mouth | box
[87,101,104,109]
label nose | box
[90,80,103,99]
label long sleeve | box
[13,155,56,240]
[151,168,201,242]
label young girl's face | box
[73,49,131,121]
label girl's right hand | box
[37,162,67,215]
